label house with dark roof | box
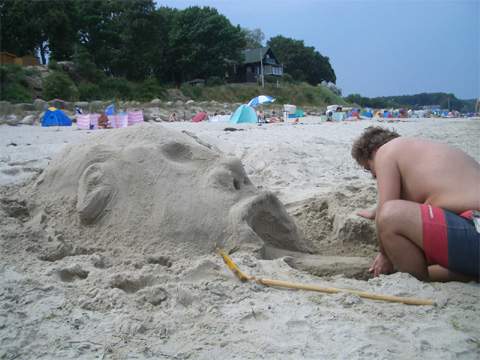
[229,47,283,83]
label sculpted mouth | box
[228,191,312,257]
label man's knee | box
[376,200,406,235]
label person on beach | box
[257,110,264,123]
[352,126,479,282]
[268,110,281,123]
[169,112,177,122]
[98,113,110,129]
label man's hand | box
[369,252,394,277]
[357,208,376,220]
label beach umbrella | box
[247,95,275,107]
[105,104,115,115]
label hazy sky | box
[156,0,479,99]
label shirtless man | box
[351,126,479,282]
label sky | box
[156,0,479,100]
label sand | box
[1,117,479,359]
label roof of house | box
[242,48,270,64]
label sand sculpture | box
[26,124,311,262]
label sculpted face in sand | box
[31,125,310,258]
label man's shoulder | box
[377,137,405,156]
[380,137,424,152]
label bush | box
[264,75,283,84]
[78,82,102,101]
[100,77,135,100]
[43,71,78,101]
[73,47,104,83]
[47,60,61,71]
[281,73,294,83]
[180,84,203,100]
[0,82,32,102]
[134,78,165,101]
[206,76,224,86]
[0,65,33,102]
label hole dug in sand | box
[109,273,153,294]
[56,264,89,282]
[109,273,168,306]
[0,198,29,220]
[275,188,379,279]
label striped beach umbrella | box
[247,95,275,107]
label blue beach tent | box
[41,107,72,127]
[230,105,257,124]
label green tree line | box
[345,93,474,112]
[0,0,336,87]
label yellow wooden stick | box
[217,249,251,282]
[218,249,434,306]
[256,278,434,306]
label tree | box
[166,6,245,84]
[76,0,167,81]
[0,0,42,58]
[241,28,265,49]
[111,1,168,81]
[267,35,336,85]
[39,0,78,61]
[75,0,126,75]
[0,0,78,63]
[72,45,104,82]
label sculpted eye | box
[161,142,193,163]
[207,158,254,192]
[209,168,242,191]
[233,178,240,190]
[77,163,116,224]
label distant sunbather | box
[169,112,177,122]
[98,113,110,129]
[352,126,479,282]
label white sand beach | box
[1,117,479,359]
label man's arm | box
[374,148,402,254]
[367,149,403,276]
[357,208,376,219]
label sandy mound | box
[290,184,378,257]
[257,185,379,279]
[16,124,310,265]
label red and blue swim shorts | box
[420,204,479,279]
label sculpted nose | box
[226,191,313,256]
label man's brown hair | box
[351,126,400,167]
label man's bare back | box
[352,127,479,281]
[375,137,480,213]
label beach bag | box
[128,111,144,126]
